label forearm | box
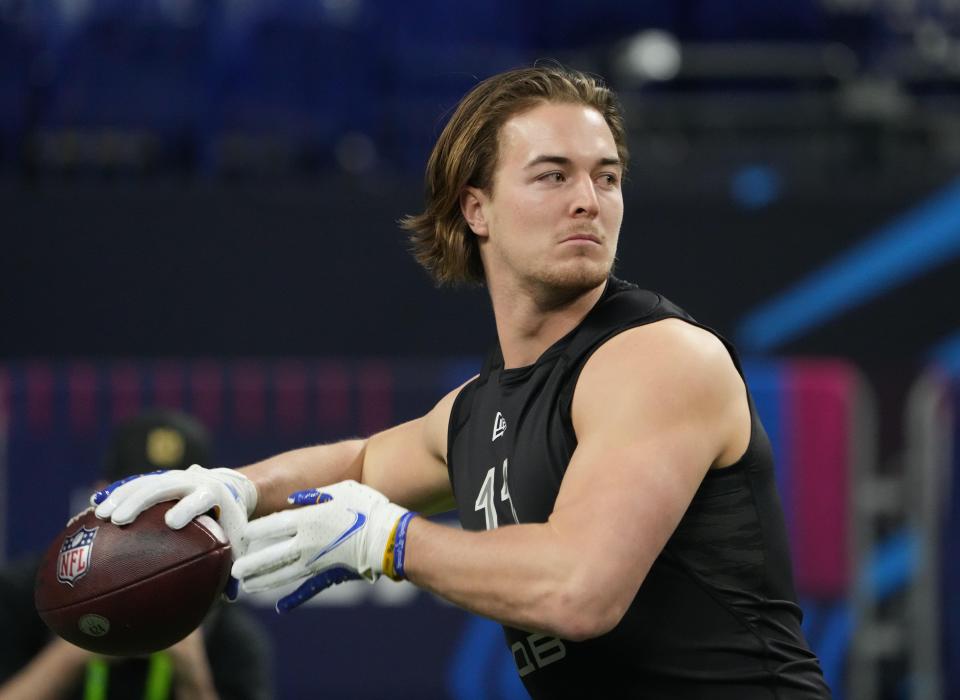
[173,664,218,700]
[404,519,613,641]
[0,640,90,700]
[169,637,219,700]
[241,440,366,517]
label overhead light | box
[618,30,682,83]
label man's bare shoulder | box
[572,317,745,457]
[580,316,733,384]
[423,375,479,463]
[592,317,731,372]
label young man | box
[94,66,831,698]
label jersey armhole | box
[558,327,630,448]
[445,377,479,488]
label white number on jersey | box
[474,458,516,530]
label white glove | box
[92,464,258,557]
[232,480,416,613]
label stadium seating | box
[33,0,211,172]
[0,0,906,177]
[205,0,382,175]
[0,17,36,169]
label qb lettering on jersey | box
[512,633,567,677]
[492,412,507,441]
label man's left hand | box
[232,480,416,613]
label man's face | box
[469,101,624,298]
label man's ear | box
[460,187,489,238]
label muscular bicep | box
[361,379,474,515]
[362,419,453,514]
[548,320,748,611]
[550,417,713,602]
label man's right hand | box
[91,465,258,559]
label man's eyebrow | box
[524,155,622,168]
[524,155,571,168]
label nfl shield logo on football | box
[57,526,99,586]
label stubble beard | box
[524,253,614,309]
[482,230,617,309]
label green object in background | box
[83,652,173,700]
[144,652,173,700]
[83,658,108,700]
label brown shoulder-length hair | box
[399,64,630,286]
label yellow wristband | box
[381,512,415,580]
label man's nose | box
[570,175,600,217]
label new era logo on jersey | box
[492,412,507,441]
[57,526,98,586]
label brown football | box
[34,502,232,656]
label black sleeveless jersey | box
[446,278,832,699]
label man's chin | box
[534,259,612,298]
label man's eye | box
[539,172,565,183]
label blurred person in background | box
[0,409,272,700]
[92,65,831,698]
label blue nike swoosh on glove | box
[91,470,166,505]
[276,567,362,613]
[306,510,366,565]
[288,488,333,506]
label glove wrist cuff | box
[382,511,417,581]
[211,467,259,516]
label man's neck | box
[489,276,608,369]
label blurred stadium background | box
[2,0,960,697]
